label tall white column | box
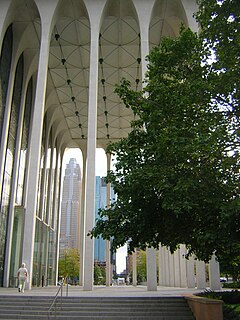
[147,247,157,291]
[52,148,62,230]
[38,136,49,220]
[169,251,175,287]
[186,256,196,288]
[46,142,55,225]
[132,0,155,75]
[179,244,187,288]
[174,249,181,287]
[83,0,106,290]
[132,251,137,286]
[134,0,157,291]
[79,150,86,286]
[209,254,221,290]
[21,5,57,289]
[161,246,167,286]
[54,149,63,285]
[159,245,165,286]
[105,152,111,286]
[82,23,98,292]
[164,247,170,286]
[196,260,206,289]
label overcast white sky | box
[63,148,127,273]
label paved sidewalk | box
[0,285,209,297]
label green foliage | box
[197,290,240,319]
[232,305,240,313]
[90,27,240,263]
[196,0,240,125]
[94,265,106,285]
[137,250,146,284]
[224,283,240,290]
[58,248,80,280]
[198,289,240,304]
[196,0,240,277]
[223,306,240,320]
[90,10,240,267]
[219,244,240,281]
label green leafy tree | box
[219,244,240,281]
[196,0,240,120]
[58,248,80,282]
[196,0,240,278]
[90,27,240,264]
[94,265,106,285]
[137,250,146,284]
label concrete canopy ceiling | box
[47,0,187,151]
[10,0,189,152]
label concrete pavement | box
[0,285,209,297]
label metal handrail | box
[48,282,63,319]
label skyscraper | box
[94,176,115,263]
[60,158,81,255]
[94,176,117,279]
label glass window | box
[16,78,33,205]
[0,54,23,286]
[0,25,12,142]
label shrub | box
[196,290,240,320]
[224,283,240,290]
[223,305,240,320]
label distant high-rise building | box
[94,177,115,264]
[60,158,81,255]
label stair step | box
[0,316,195,320]
[0,296,195,320]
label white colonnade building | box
[0,0,220,291]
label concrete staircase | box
[0,296,195,319]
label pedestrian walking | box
[17,263,28,293]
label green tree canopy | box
[196,0,240,107]
[58,248,80,281]
[196,0,240,275]
[94,264,106,285]
[137,250,147,284]
[90,26,240,264]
